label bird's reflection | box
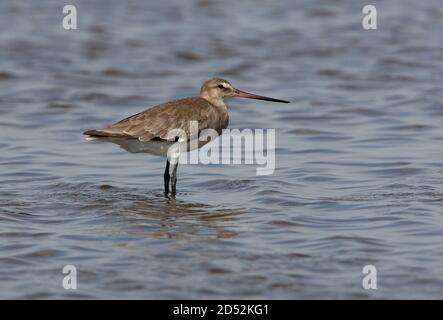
[121,193,242,240]
[86,135,242,240]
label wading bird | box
[84,78,289,195]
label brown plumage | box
[84,78,235,141]
[84,77,289,195]
[84,97,227,141]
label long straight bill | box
[234,89,290,103]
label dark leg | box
[163,159,170,194]
[170,162,179,195]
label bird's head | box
[200,77,290,104]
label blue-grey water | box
[1,0,443,299]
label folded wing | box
[84,97,211,141]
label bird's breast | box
[206,104,229,134]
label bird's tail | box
[83,129,131,138]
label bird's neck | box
[200,95,226,109]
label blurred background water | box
[0,0,442,299]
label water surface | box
[1,0,443,299]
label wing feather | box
[85,97,212,141]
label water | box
[1,0,443,299]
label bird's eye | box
[218,84,225,89]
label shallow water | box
[1,0,443,299]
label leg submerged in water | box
[164,159,170,194]
[170,162,178,195]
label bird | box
[84,77,289,195]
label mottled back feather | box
[84,97,229,141]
